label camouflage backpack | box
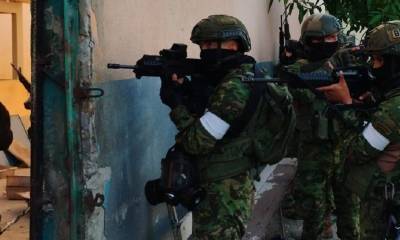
[245,65,296,165]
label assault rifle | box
[279,7,303,65]
[10,63,31,93]
[107,43,202,79]
[243,65,375,97]
[11,64,32,110]
[108,43,210,115]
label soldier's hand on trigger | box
[317,71,353,104]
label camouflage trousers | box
[283,139,360,240]
[191,172,254,240]
[360,172,400,240]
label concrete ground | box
[0,178,29,240]
[251,159,340,240]
[0,159,342,240]
[179,159,343,240]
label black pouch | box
[313,112,329,140]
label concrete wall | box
[0,14,13,79]
[21,2,31,80]
[0,1,31,116]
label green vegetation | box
[268,0,400,32]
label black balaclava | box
[372,55,400,93]
[305,37,339,61]
[200,48,239,65]
[198,42,255,84]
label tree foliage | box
[268,0,400,32]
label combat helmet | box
[364,21,400,56]
[190,15,251,52]
[300,14,342,44]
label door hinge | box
[74,87,104,99]
[84,190,105,212]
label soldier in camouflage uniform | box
[0,102,12,151]
[319,20,400,240]
[159,15,295,239]
[281,14,360,240]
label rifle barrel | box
[107,63,137,70]
[10,63,31,93]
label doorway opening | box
[0,1,31,239]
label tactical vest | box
[198,64,295,183]
[288,59,333,141]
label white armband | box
[362,123,390,151]
[200,111,230,140]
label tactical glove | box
[159,76,185,109]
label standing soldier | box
[318,20,400,240]
[0,102,13,151]
[158,15,295,239]
[281,13,360,240]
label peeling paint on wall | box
[77,1,110,240]
[85,167,111,240]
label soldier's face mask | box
[199,40,240,65]
[371,56,389,82]
[307,41,339,61]
[371,55,400,91]
[200,48,238,65]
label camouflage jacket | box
[171,64,252,154]
[286,49,359,142]
[0,102,13,151]
[345,87,400,164]
[170,63,294,183]
[343,87,400,198]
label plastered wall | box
[92,0,301,81]
[0,2,31,116]
[0,14,13,79]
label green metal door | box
[31,0,83,239]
